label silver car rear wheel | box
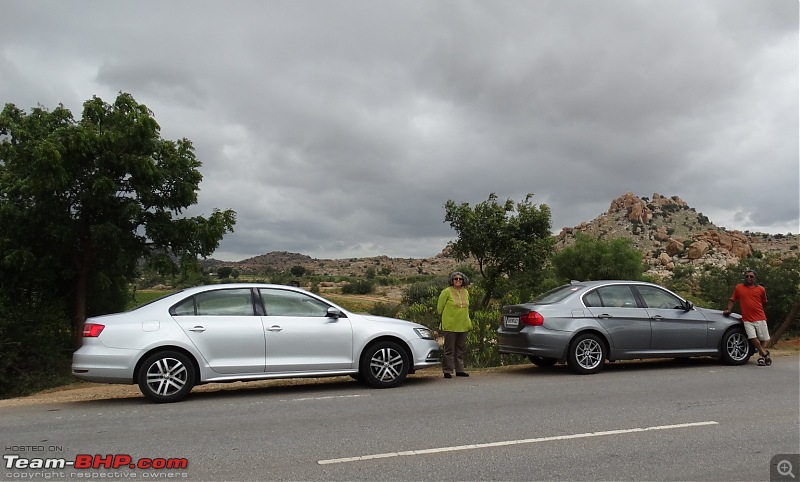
[137,351,196,403]
[360,341,409,388]
[568,333,606,374]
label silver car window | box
[192,288,255,316]
[259,288,330,317]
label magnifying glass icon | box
[778,460,796,478]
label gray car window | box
[636,285,683,309]
[592,285,637,308]
[192,289,255,316]
[259,289,330,317]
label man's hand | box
[722,310,730,317]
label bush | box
[370,302,400,318]
[0,296,74,399]
[341,279,375,295]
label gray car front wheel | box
[137,351,196,403]
[720,328,751,365]
[567,333,606,374]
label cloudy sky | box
[2,1,798,261]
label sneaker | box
[443,373,452,379]
[757,357,766,366]
[456,372,470,377]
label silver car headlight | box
[414,327,434,340]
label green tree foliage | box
[0,93,236,348]
[551,234,645,281]
[290,265,306,277]
[444,193,554,307]
[217,266,234,279]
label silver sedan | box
[72,284,441,402]
[497,280,751,374]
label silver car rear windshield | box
[529,284,584,304]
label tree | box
[444,193,554,307]
[0,93,236,347]
[551,234,645,281]
[290,265,306,277]
[217,267,234,279]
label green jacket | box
[437,287,472,332]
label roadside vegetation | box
[2,99,798,400]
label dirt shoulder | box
[3,340,797,408]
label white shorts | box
[742,320,770,341]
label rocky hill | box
[557,192,799,277]
[203,192,799,278]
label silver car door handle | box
[267,325,283,332]
[650,315,664,320]
[188,326,206,333]
[597,314,613,319]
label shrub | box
[370,302,400,318]
[341,279,375,295]
[0,296,74,399]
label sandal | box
[757,357,765,366]
[764,350,772,366]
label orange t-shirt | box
[730,284,767,322]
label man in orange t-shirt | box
[723,270,771,365]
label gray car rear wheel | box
[137,351,196,403]
[720,328,751,365]
[360,341,409,388]
[567,333,606,374]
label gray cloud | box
[2,0,797,260]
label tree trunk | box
[73,247,92,349]
[766,300,800,349]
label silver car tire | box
[720,328,751,365]
[567,333,606,374]
[137,351,196,403]
[360,341,409,388]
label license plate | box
[505,316,519,328]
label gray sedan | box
[497,280,751,374]
[72,284,441,402]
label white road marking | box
[317,421,719,465]
[287,394,370,402]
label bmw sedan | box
[72,284,442,402]
[497,280,751,374]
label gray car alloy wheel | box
[137,351,196,403]
[361,341,409,388]
[568,333,606,374]
[721,329,751,365]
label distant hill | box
[203,192,799,278]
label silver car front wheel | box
[568,333,606,374]
[360,341,409,388]
[137,351,196,403]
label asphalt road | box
[2,357,799,481]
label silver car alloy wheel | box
[575,338,603,370]
[725,331,750,362]
[145,356,189,397]
[369,346,404,381]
